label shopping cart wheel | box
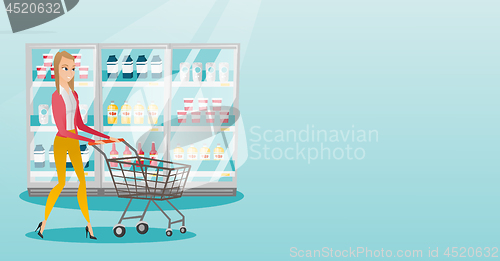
[180,226,187,234]
[166,229,173,237]
[136,221,149,235]
[113,224,126,238]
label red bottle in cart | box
[137,142,145,165]
[149,142,158,166]
[110,143,119,167]
[123,146,132,167]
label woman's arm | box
[52,92,96,143]
[75,102,110,139]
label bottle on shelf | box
[214,144,224,161]
[110,143,119,168]
[121,101,131,124]
[206,62,216,82]
[200,144,210,160]
[137,142,144,165]
[151,55,163,78]
[187,145,198,161]
[123,146,132,167]
[137,55,148,79]
[148,101,159,124]
[219,62,229,82]
[173,144,184,160]
[149,142,158,166]
[192,62,202,82]
[107,101,118,124]
[134,101,144,124]
[180,62,190,82]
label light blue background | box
[0,0,499,260]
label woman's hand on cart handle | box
[88,138,125,146]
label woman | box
[35,51,120,240]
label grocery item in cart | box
[151,55,163,78]
[206,62,216,82]
[107,101,118,124]
[191,111,201,123]
[79,66,89,79]
[180,62,190,82]
[206,111,215,123]
[34,145,45,168]
[123,146,132,167]
[134,102,144,124]
[214,144,224,160]
[200,144,210,160]
[198,98,208,111]
[110,143,119,168]
[212,98,222,111]
[220,110,229,123]
[174,144,184,160]
[192,62,202,82]
[137,55,148,78]
[43,54,53,67]
[49,145,55,168]
[122,55,134,79]
[38,104,49,125]
[121,101,131,124]
[149,142,158,166]
[137,143,145,165]
[177,110,187,123]
[79,104,88,124]
[36,66,47,79]
[187,145,198,160]
[219,62,229,82]
[107,55,119,78]
[184,98,194,111]
[50,67,55,79]
[148,101,159,124]
[72,54,82,67]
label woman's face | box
[58,56,75,83]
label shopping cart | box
[90,139,191,237]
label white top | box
[60,86,76,130]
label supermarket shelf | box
[102,81,164,88]
[31,125,95,132]
[103,126,164,132]
[32,81,94,88]
[172,81,233,88]
[171,126,234,132]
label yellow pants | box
[44,130,90,222]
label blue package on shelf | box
[122,55,134,79]
[107,55,118,78]
[151,55,162,78]
[137,55,148,78]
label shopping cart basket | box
[90,139,191,237]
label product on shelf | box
[191,111,201,123]
[43,54,53,67]
[148,101,159,124]
[200,144,210,160]
[50,67,54,79]
[137,143,145,165]
[180,62,190,82]
[121,101,132,124]
[110,143,119,168]
[34,145,45,168]
[36,66,46,79]
[49,145,55,168]
[219,62,229,82]
[212,98,222,111]
[192,62,202,82]
[184,98,194,111]
[107,55,119,78]
[122,55,134,79]
[134,102,144,124]
[151,55,163,78]
[79,66,88,79]
[38,104,49,125]
[149,142,158,166]
[107,101,118,124]
[187,145,198,160]
[79,104,88,124]
[206,111,215,123]
[198,98,208,111]
[72,54,82,67]
[177,110,187,123]
[173,144,184,160]
[123,146,132,167]
[137,55,148,78]
[66,144,90,168]
[220,110,229,123]
[206,62,216,82]
[214,144,224,160]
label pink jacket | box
[52,90,109,143]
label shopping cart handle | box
[88,138,125,146]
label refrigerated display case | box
[26,43,239,197]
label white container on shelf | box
[79,66,89,79]
[79,104,88,124]
[50,67,55,79]
[43,54,53,67]
[220,110,229,123]
[72,54,82,67]
[34,145,45,168]
[212,98,222,111]
[122,55,134,79]
[192,62,202,82]
[191,111,201,123]
[107,55,118,78]
[177,110,187,123]
[206,62,216,82]
[180,62,190,82]
[219,62,229,82]
[151,55,163,78]
[184,98,194,111]
[206,111,215,123]
[136,55,148,78]
[38,104,49,125]
[36,66,47,79]
[198,98,208,111]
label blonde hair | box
[54,51,75,93]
